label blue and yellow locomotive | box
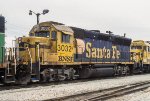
[12,21,133,83]
[131,40,150,73]
[1,21,150,84]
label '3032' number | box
[57,45,73,52]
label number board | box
[57,44,74,63]
[40,26,50,31]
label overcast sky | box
[0,0,150,47]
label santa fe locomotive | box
[1,20,150,84]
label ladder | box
[27,45,40,82]
[4,48,16,83]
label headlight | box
[18,37,22,43]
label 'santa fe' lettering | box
[86,42,120,59]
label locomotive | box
[0,16,5,82]
[0,16,5,65]
[131,40,150,72]
[1,21,150,84]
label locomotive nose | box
[131,50,142,62]
[16,37,50,63]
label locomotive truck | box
[1,21,150,84]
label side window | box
[143,46,146,51]
[66,34,70,43]
[30,33,34,36]
[46,32,50,37]
[51,31,57,40]
[62,33,66,42]
[35,33,39,37]
[62,33,70,43]
[148,46,150,52]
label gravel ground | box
[1,74,150,101]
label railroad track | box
[0,74,146,91]
[48,80,150,101]
[86,81,150,101]
[0,76,115,91]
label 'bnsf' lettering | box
[86,42,120,59]
[58,56,73,62]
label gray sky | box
[0,0,150,46]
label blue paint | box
[74,37,131,63]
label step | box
[6,74,15,77]
[31,80,39,82]
[74,75,79,77]
[31,74,37,76]
[31,78,39,82]
[5,74,15,83]
[0,84,3,86]
[5,81,15,83]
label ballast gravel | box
[1,74,150,101]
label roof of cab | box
[30,21,73,35]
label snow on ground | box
[1,74,150,101]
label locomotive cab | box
[17,21,75,65]
[15,22,75,83]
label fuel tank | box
[79,64,114,78]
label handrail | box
[5,48,10,74]
[37,44,40,73]
[27,47,32,73]
[13,48,17,74]
[14,59,16,74]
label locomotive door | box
[45,30,58,63]
[50,31,57,53]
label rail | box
[47,80,150,101]
[86,81,150,101]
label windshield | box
[30,32,50,37]
[131,46,142,49]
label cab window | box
[131,46,142,49]
[62,33,70,43]
[51,31,57,40]
[35,32,50,37]
[30,33,34,36]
